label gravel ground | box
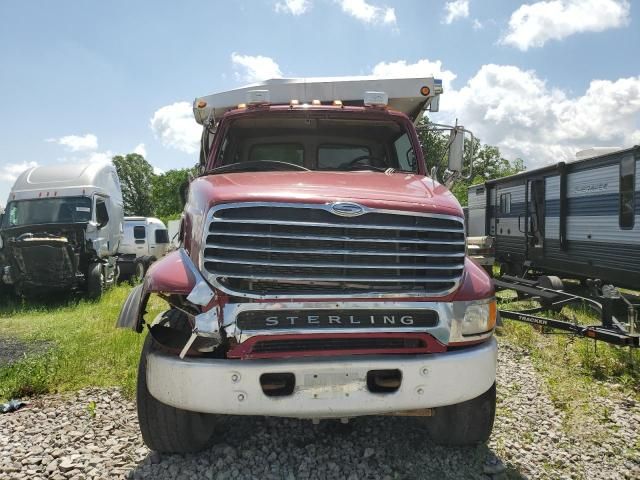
[1,340,638,480]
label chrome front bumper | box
[146,337,497,418]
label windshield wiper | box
[210,160,310,174]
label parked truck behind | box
[0,162,123,298]
[117,216,171,281]
[117,77,497,453]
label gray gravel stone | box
[1,341,638,479]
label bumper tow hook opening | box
[260,373,295,397]
[367,369,402,393]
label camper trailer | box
[117,216,170,280]
[468,146,640,289]
[0,162,124,298]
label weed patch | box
[0,285,162,401]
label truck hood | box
[195,171,462,216]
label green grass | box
[0,285,161,401]
[496,289,640,438]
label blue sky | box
[1,0,639,205]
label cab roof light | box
[237,103,247,109]
[246,89,270,105]
[420,86,430,96]
[290,99,299,107]
[332,100,343,106]
[311,99,321,105]
[363,91,388,107]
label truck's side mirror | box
[447,127,465,173]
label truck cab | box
[117,77,497,453]
[0,162,123,298]
[117,216,170,281]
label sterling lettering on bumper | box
[236,309,439,330]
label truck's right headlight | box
[461,300,497,336]
[449,298,498,346]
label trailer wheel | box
[538,275,563,291]
[137,314,219,453]
[425,382,496,446]
[87,263,104,299]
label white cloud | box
[133,143,147,157]
[440,64,640,167]
[371,58,457,91]
[443,0,469,24]
[150,101,201,154]
[0,161,38,182]
[275,0,310,15]
[48,133,98,152]
[231,52,283,83]
[472,19,483,30]
[502,0,630,51]
[336,0,396,25]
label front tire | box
[425,382,496,446]
[86,263,104,299]
[137,325,218,453]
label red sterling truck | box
[117,77,497,453]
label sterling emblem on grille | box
[329,202,365,217]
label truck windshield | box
[215,114,419,173]
[3,197,92,227]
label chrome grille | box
[202,203,466,298]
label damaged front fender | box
[116,248,214,332]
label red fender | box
[116,249,198,332]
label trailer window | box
[134,226,146,240]
[499,193,511,214]
[619,155,635,229]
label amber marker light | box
[311,99,321,105]
[196,99,207,109]
[420,86,431,96]
[488,300,498,331]
[333,100,343,106]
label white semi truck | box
[0,162,124,298]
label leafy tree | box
[416,118,525,206]
[151,167,197,220]
[112,153,155,216]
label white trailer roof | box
[193,76,443,125]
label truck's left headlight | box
[461,300,497,336]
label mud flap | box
[116,283,149,332]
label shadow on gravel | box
[126,415,529,480]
